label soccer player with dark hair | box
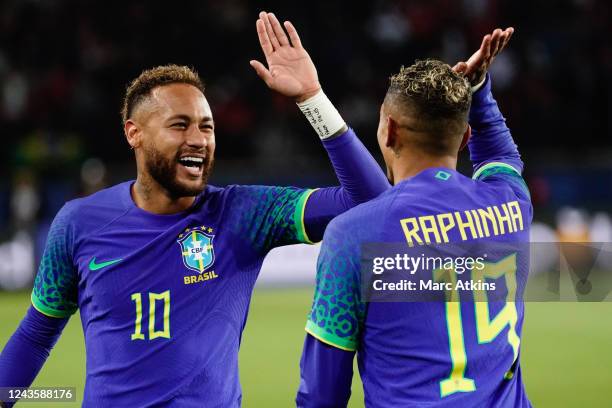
[0,12,390,406]
[298,29,534,407]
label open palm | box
[250,12,321,102]
[453,27,514,86]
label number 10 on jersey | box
[130,290,171,340]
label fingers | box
[481,34,492,60]
[260,11,281,50]
[459,27,515,83]
[256,18,273,57]
[452,61,468,74]
[498,27,514,54]
[249,60,273,85]
[464,34,491,76]
[284,20,302,48]
[490,28,504,57]
[482,34,493,66]
[268,13,290,46]
[491,27,515,58]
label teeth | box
[181,156,204,163]
[179,156,205,168]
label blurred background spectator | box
[0,0,610,288]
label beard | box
[143,144,214,198]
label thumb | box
[452,61,468,74]
[250,60,273,85]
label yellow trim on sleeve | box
[31,293,74,318]
[295,189,319,244]
[305,322,357,352]
[472,161,521,180]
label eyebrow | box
[166,114,214,123]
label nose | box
[185,125,207,149]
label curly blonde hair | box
[384,59,471,155]
[121,64,205,123]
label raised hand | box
[250,12,321,102]
[453,27,514,86]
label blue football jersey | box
[31,181,315,407]
[306,164,533,407]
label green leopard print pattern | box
[229,186,314,254]
[31,204,78,318]
[474,163,530,198]
[305,218,365,351]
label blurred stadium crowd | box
[0,0,610,288]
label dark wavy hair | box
[121,64,205,123]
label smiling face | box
[126,83,216,197]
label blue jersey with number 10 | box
[31,181,315,407]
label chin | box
[145,148,214,198]
[172,164,213,197]
[170,178,207,197]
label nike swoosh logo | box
[89,257,123,271]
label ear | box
[459,124,471,151]
[124,120,141,149]
[385,115,399,149]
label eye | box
[200,124,214,131]
[171,122,187,129]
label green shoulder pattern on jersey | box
[306,219,364,351]
[294,189,316,244]
[473,161,530,198]
[31,205,78,318]
[230,186,316,254]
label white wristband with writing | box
[297,90,346,140]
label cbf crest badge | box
[177,226,215,273]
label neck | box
[391,152,457,185]
[132,173,196,214]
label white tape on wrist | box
[471,76,487,93]
[297,90,346,140]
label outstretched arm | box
[468,73,523,174]
[454,28,531,213]
[251,12,389,242]
[453,28,524,174]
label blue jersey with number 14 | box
[306,163,533,407]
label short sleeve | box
[231,185,316,253]
[31,203,79,318]
[473,161,531,201]
[305,216,365,351]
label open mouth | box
[178,155,206,177]
[178,156,205,169]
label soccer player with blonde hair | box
[298,28,533,408]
